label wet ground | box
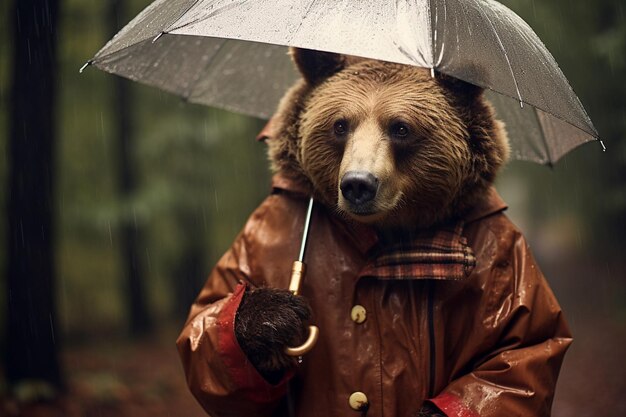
[0,329,207,417]
[552,319,626,417]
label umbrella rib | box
[434,0,448,67]
[475,1,524,108]
[166,0,250,34]
[93,0,203,63]
[287,0,320,44]
[165,0,203,32]
[93,38,156,66]
[394,43,429,68]
[466,77,598,139]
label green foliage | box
[52,0,268,335]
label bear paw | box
[235,287,312,383]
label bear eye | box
[390,122,410,139]
[333,119,349,136]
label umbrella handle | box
[285,325,319,357]
[285,261,320,357]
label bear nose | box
[340,171,379,206]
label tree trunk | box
[107,0,152,335]
[5,0,62,391]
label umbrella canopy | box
[88,0,600,165]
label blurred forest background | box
[0,0,624,416]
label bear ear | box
[290,47,346,85]
[436,72,484,102]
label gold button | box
[351,305,367,324]
[348,391,369,411]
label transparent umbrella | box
[85,0,601,165]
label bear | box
[177,48,572,417]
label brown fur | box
[235,287,311,383]
[268,48,509,230]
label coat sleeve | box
[428,229,573,417]
[176,204,293,417]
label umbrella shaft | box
[298,198,314,261]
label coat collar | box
[360,221,476,281]
[271,174,507,281]
[464,186,508,224]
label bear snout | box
[340,171,379,209]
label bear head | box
[268,48,509,231]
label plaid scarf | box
[360,221,476,281]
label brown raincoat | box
[177,175,571,417]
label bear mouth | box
[346,205,377,217]
[338,189,404,225]
[339,200,384,222]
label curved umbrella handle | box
[285,325,319,356]
[284,260,320,356]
